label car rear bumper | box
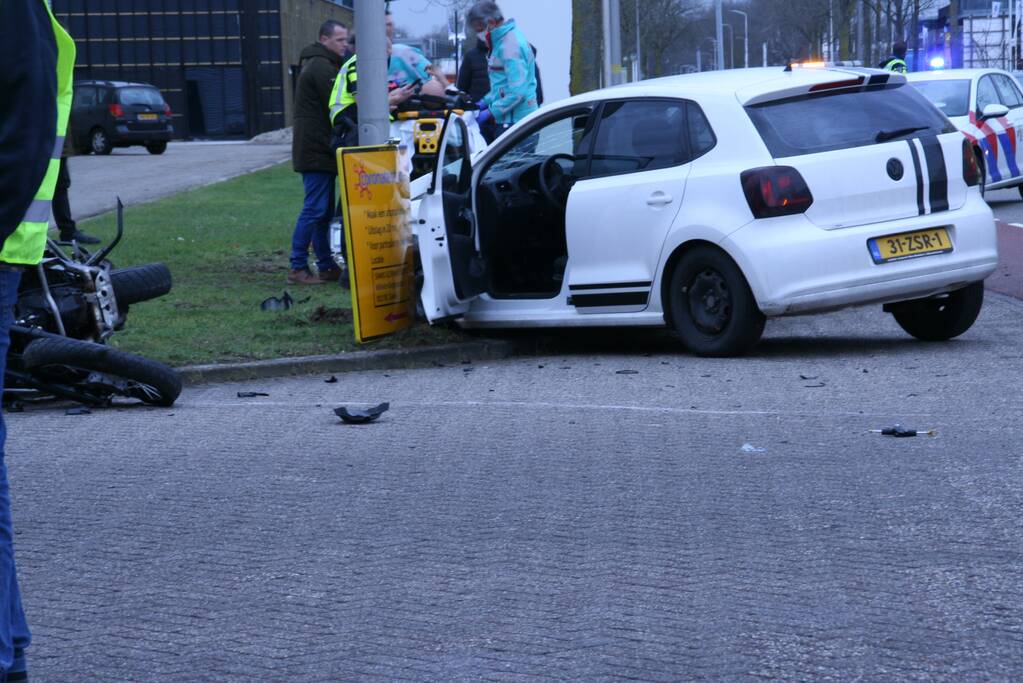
[724,191,999,316]
[111,124,173,143]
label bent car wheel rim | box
[687,268,732,335]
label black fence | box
[54,0,285,138]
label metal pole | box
[715,1,724,70]
[723,22,733,69]
[763,41,767,67]
[609,0,623,84]
[635,0,642,80]
[696,49,701,72]
[602,0,612,86]
[856,0,865,63]
[355,0,388,145]
[729,10,749,69]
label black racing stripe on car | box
[569,292,650,308]
[568,281,652,291]
[920,135,949,213]
[907,139,925,215]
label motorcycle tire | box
[21,337,182,407]
[109,263,172,306]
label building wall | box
[53,0,288,138]
[279,0,354,126]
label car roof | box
[75,80,159,89]
[556,66,906,107]
[906,68,1010,81]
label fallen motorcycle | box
[4,201,182,408]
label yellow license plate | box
[137,113,158,121]
[868,227,953,264]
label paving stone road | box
[7,295,1023,680]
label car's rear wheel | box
[145,141,167,155]
[888,282,984,341]
[666,245,765,357]
[90,127,112,155]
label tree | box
[571,0,602,94]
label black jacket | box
[0,0,57,243]
[292,43,344,174]
[456,41,544,106]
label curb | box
[177,339,524,385]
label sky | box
[388,0,572,102]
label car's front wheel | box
[90,127,112,155]
[666,245,765,357]
[887,282,984,341]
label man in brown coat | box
[289,20,348,285]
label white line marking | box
[1008,222,1023,229]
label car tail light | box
[740,166,814,218]
[108,103,124,118]
[163,103,172,116]
[962,138,981,187]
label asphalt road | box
[8,295,1023,680]
[62,141,290,222]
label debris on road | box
[870,425,937,437]
[799,374,818,380]
[616,370,639,375]
[324,376,338,384]
[804,383,827,388]
[237,391,270,398]
[65,406,92,416]
[260,291,293,312]
[740,443,766,453]
[334,402,389,424]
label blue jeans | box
[0,268,29,676]
[290,172,337,273]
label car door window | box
[588,99,688,177]
[977,76,999,112]
[993,74,1023,107]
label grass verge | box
[76,162,463,366]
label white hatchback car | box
[908,68,1023,197]
[414,66,999,356]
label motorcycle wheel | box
[21,337,182,407]
[109,263,173,306]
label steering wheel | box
[538,154,576,209]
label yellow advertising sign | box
[337,145,414,343]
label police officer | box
[880,41,908,73]
[0,1,77,679]
[466,1,539,143]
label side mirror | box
[981,103,1010,120]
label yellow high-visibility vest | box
[2,1,76,265]
[329,54,358,126]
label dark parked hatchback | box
[70,81,174,155]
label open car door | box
[417,114,486,322]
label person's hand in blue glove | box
[477,108,492,125]
[476,100,489,111]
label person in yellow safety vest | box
[879,40,908,73]
[0,1,76,679]
[328,38,416,149]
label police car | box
[414,66,999,357]
[907,69,1023,197]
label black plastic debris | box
[65,406,92,416]
[804,383,826,388]
[324,376,338,384]
[616,370,639,375]
[871,424,936,437]
[237,391,270,398]
[799,374,818,380]
[335,402,389,424]
[260,291,294,312]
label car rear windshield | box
[908,79,971,117]
[118,87,165,107]
[745,84,957,158]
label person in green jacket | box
[879,41,908,73]
[0,1,77,679]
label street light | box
[728,9,749,69]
